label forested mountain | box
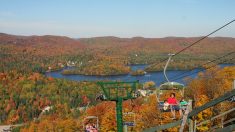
[1,33,235,74]
[1,33,235,56]
[80,36,235,55]
[0,33,84,55]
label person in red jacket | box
[167,93,182,119]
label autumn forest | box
[0,33,235,131]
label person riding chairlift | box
[180,98,188,113]
[163,100,170,112]
[167,93,182,119]
[85,123,98,132]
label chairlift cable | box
[160,51,235,84]
[170,57,235,82]
[173,20,235,56]
[150,19,235,67]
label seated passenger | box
[85,123,91,132]
[180,98,188,113]
[167,93,182,119]
[163,100,170,112]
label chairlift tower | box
[97,81,139,132]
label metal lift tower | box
[97,81,139,132]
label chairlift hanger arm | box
[163,54,175,82]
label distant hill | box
[0,33,84,56]
[0,33,79,45]
[1,33,234,56]
[0,33,234,73]
[79,36,235,55]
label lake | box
[45,64,234,86]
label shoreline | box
[45,63,235,76]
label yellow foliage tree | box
[186,66,235,131]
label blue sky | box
[0,0,234,38]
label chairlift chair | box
[83,116,99,131]
[157,54,185,111]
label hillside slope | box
[79,36,235,55]
[0,33,234,73]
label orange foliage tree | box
[185,66,235,131]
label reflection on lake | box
[45,64,234,86]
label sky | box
[0,0,235,38]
